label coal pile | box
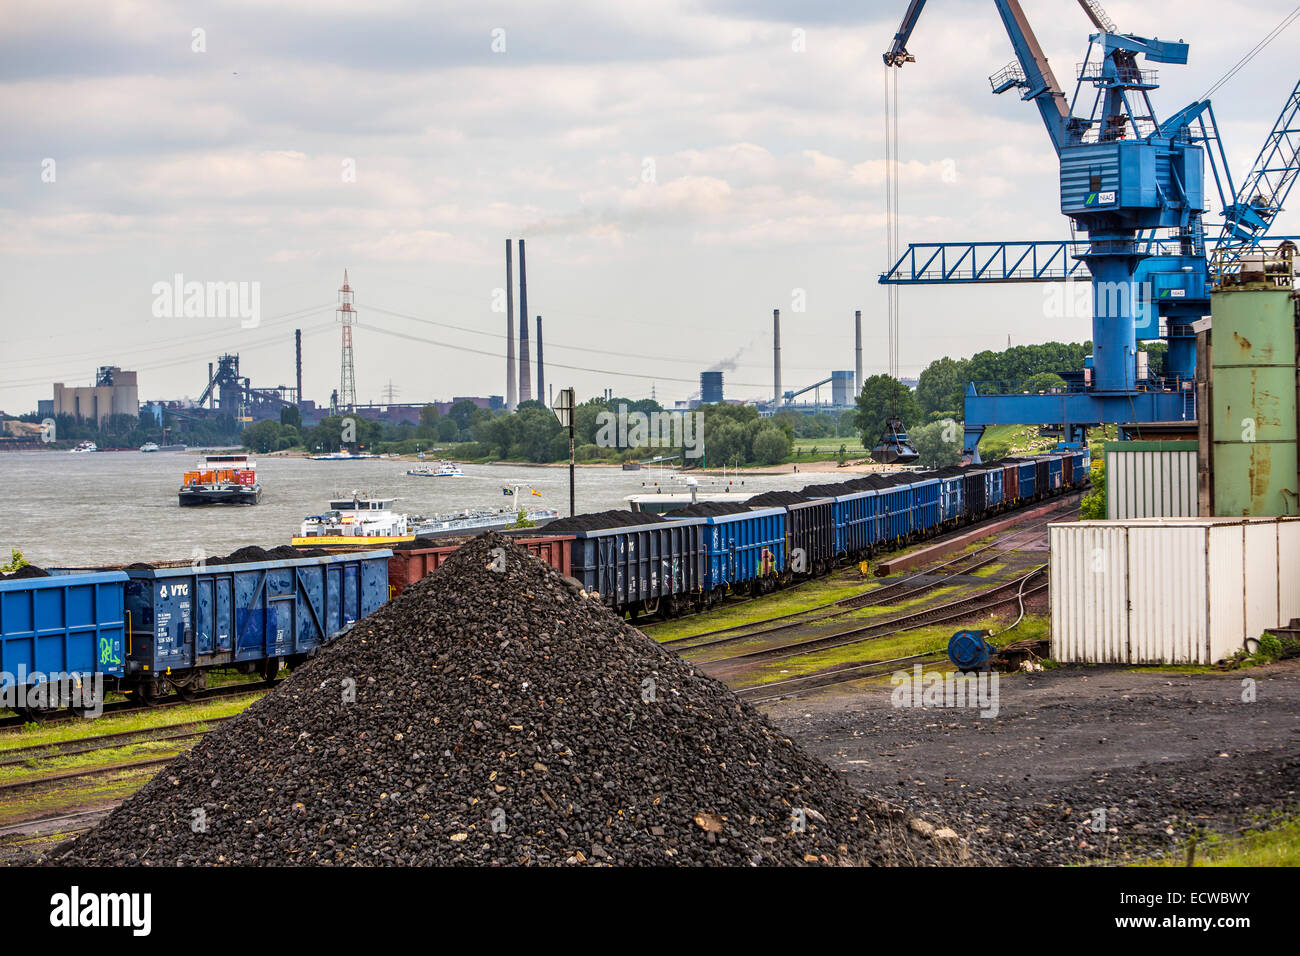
[60,533,955,867]
[207,545,271,566]
[671,502,754,517]
[799,482,854,498]
[746,490,812,507]
[536,509,666,534]
[2,564,51,579]
[122,544,332,571]
[393,535,472,551]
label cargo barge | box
[179,453,261,506]
[292,494,557,548]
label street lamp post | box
[554,388,576,517]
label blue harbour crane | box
[879,0,1300,459]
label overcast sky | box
[1,0,1297,413]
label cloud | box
[1,0,1295,410]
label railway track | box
[697,566,1048,668]
[0,755,186,794]
[737,652,946,704]
[0,807,117,842]
[662,500,1074,649]
[0,680,275,730]
[674,540,1054,659]
[0,716,233,768]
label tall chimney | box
[773,308,782,406]
[518,239,532,403]
[535,314,545,406]
[505,240,517,410]
[208,362,214,409]
[854,310,862,397]
[295,329,303,405]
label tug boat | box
[178,454,261,506]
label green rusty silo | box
[1210,250,1299,517]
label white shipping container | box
[1050,517,1298,665]
[1104,445,1198,520]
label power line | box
[0,325,335,391]
[0,303,336,372]
[1201,4,1300,100]
[362,301,842,374]
[360,323,780,389]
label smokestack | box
[295,329,303,406]
[208,362,214,409]
[535,315,545,406]
[505,240,517,410]
[773,308,782,406]
[518,239,532,402]
[854,310,862,397]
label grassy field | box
[0,692,264,751]
[731,610,1047,689]
[1140,814,1300,867]
[643,571,869,643]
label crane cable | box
[1201,3,1300,101]
[884,64,901,383]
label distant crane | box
[879,0,1300,459]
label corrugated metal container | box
[1051,517,1299,664]
[1104,441,1198,519]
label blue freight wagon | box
[987,467,1004,509]
[1071,450,1087,485]
[0,571,127,714]
[875,481,916,545]
[785,497,836,573]
[910,477,942,533]
[1006,459,1037,501]
[122,550,391,698]
[935,474,964,525]
[570,519,706,618]
[675,506,785,599]
[830,488,877,557]
[1044,454,1064,493]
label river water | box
[0,451,809,567]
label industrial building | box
[53,366,139,425]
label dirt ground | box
[764,658,1300,865]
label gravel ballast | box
[60,533,957,866]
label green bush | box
[1079,458,1107,519]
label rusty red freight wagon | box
[387,534,575,597]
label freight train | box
[542,449,1088,618]
[0,451,1085,716]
